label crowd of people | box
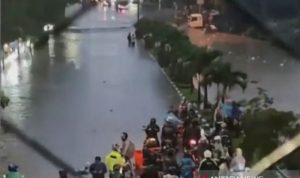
[140,97,248,178]
[3,97,248,178]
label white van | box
[188,13,204,28]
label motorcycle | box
[120,160,133,178]
[142,126,160,148]
[187,139,201,166]
[75,162,90,178]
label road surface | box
[1,5,180,177]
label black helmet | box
[8,164,18,172]
[150,118,156,124]
[122,132,128,140]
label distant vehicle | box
[188,13,204,28]
[116,0,129,10]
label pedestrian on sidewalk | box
[127,32,132,46]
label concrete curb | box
[149,53,185,100]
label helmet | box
[8,164,18,172]
[214,135,221,141]
[144,138,157,148]
[204,150,212,158]
[122,132,128,140]
[112,144,120,151]
[150,118,156,124]
[221,122,227,128]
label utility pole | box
[158,0,161,10]
[137,0,140,21]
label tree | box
[239,89,300,168]
[241,108,300,166]
[215,62,247,101]
[188,48,221,107]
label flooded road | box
[187,28,300,113]
[1,5,179,176]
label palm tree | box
[190,49,222,107]
[217,62,248,101]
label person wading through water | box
[127,32,132,46]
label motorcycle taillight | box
[189,139,197,146]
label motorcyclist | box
[120,132,135,165]
[199,150,219,177]
[161,119,177,149]
[105,144,125,178]
[230,148,246,172]
[213,136,226,158]
[145,118,160,146]
[219,123,233,156]
[184,119,201,149]
[163,149,180,177]
[5,164,22,178]
[178,98,188,118]
[179,152,195,178]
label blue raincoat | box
[180,157,195,178]
[222,102,233,118]
[165,113,183,128]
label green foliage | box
[2,0,78,43]
[241,108,299,166]
[144,35,155,49]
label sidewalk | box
[186,27,260,48]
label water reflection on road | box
[1,6,179,176]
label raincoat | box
[105,150,125,172]
[180,157,195,178]
[6,172,21,178]
[222,102,233,118]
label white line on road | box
[148,52,184,100]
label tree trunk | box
[203,84,208,109]
[197,82,202,105]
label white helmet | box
[204,150,212,158]
[214,135,221,141]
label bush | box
[135,29,142,39]
[157,46,170,67]
[144,35,155,49]
[135,18,222,85]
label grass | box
[178,86,198,103]
[232,137,244,149]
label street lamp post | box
[137,0,140,21]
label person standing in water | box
[127,32,132,46]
